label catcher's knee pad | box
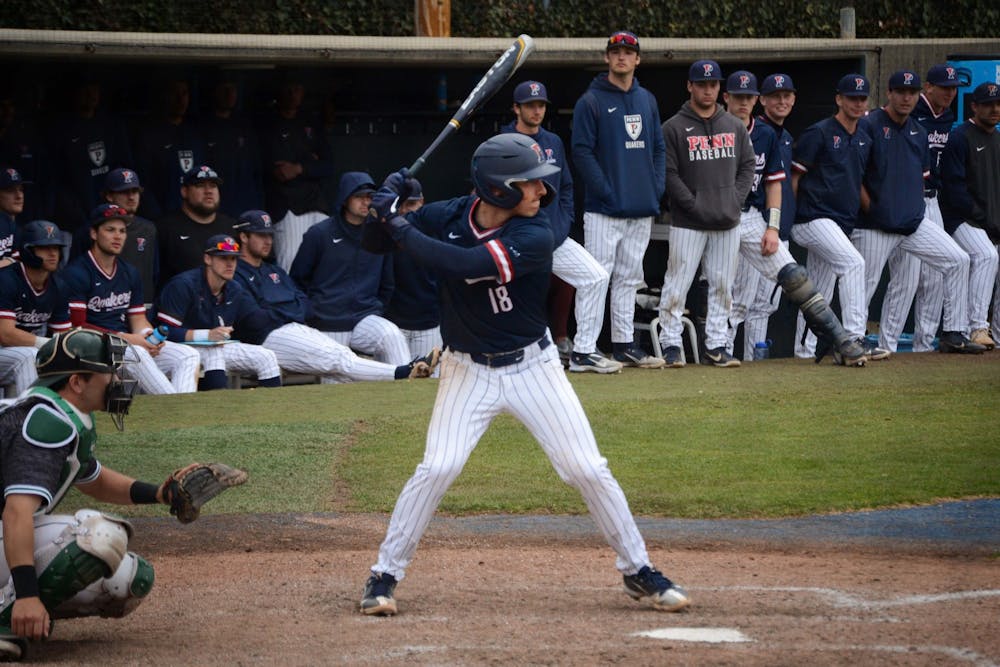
[51,552,155,620]
[71,510,132,575]
[776,263,812,305]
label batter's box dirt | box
[24,513,1000,666]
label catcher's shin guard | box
[777,263,865,366]
[51,552,154,620]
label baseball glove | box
[162,462,249,524]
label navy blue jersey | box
[0,264,71,336]
[233,258,306,330]
[384,250,440,331]
[913,95,956,192]
[858,108,930,234]
[289,216,393,331]
[940,120,1000,242]
[0,212,14,261]
[156,267,271,345]
[757,114,796,239]
[793,116,872,233]
[745,117,786,214]
[401,195,553,354]
[500,121,574,245]
[200,114,264,218]
[132,119,206,219]
[60,251,145,332]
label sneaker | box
[970,328,996,350]
[829,337,867,367]
[662,346,685,368]
[556,338,573,368]
[623,566,691,612]
[939,331,987,354]
[614,345,666,369]
[360,571,398,615]
[862,338,891,361]
[407,347,441,378]
[702,347,741,367]
[569,352,623,374]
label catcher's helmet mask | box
[35,328,137,431]
[471,134,561,209]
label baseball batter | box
[357,134,689,616]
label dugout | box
[2,31,999,358]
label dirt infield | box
[26,509,1000,666]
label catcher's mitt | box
[162,462,248,524]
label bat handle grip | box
[408,157,426,177]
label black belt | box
[924,188,937,198]
[463,337,551,368]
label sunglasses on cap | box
[608,32,639,47]
[214,239,240,252]
[101,205,129,219]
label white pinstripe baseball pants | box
[324,314,412,366]
[197,342,281,382]
[583,213,652,346]
[952,222,1000,333]
[125,341,200,394]
[729,210,795,360]
[0,347,37,396]
[552,237,609,355]
[265,322,397,382]
[880,197,945,351]
[851,220,970,335]
[373,343,652,581]
[791,219,867,357]
[398,326,442,361]
[273,210,328,272]
[658,225,740,350]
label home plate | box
[632,628,753,643]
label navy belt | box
[464,337,551,368]
[924,188,937,198]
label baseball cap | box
[0,167,31,189]
[89,203,131,227]
[926,64,961,87]
[888,69,921,90]
[406,178,424,202]
[606,31,640,53]
[204,234,241,256]
[513,80,550,104]
[104,168,144,192]
[972,82,1000,103]
[690,60,723,82]
[836,73,871,97]
[182,165,224,186]
[760,73,796,95]
[349,183,376,197]
[726,70,759,95]
[233,210,276,234]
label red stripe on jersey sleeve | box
[765,171,787,182]
[791,161,808,173]
[485,239,514,284]
[157,312,183,327]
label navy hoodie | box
[571,73,665,218]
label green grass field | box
[61,352,1000,520]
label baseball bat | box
[408,34,534,176]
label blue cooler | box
[946,55,1000,125]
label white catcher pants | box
[373,342,653,580]
[583,212,652,346]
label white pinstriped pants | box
[552,237,609,355]
[264,322,397,382]
[373,343,652,581]
[791,219,867,357]
[729,209,795,360]
[124,341,200,394]
[880,197,945,351]
[0,346,38,396]
[197,342,281,381]
[583,213,652,347]
[658,225,740,350]
[851,220,970,336]
[323,314,412,366]
[397,326,442,361]
[951,222,1000,333]
[273,210,328,272]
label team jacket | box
[858,108,930,235]
[391,195,553,354]
[940,120,1000,243]
[157,267,272,345]
[500,121,575,246]
[132,118,206,220]
[61,251,145,332]
[384,250,440,331]
[0,386,102,514]
[913,94,956,193]
[571,73,665,218]
[155,210,237,292]
[757,114,796,239]
[233,257,307,333]
[200,113,265,218]
[793,116,872,234]
[0,263,71,337]
[661,102,755,231]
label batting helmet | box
[19,219,69,269]
[470,134,560,209]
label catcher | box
[0,328,247,661]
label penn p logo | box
[903,72,914,86]
[855,77,866,91]
[883,127,891,139]
[624,114,643,140]
[43,224,56,239]
[833,136,842,149]
[529,141,544,163]
[122,170,135,184]
[946,67,956,80]
[989,84,999,97]
[529,82,541,97]
[261,213,272,227]
[5,168,17,181]
[774,75,785,88]
[703,63,715,77]
[739,74,750,89]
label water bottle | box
[752,340,771,361]
[145,325,168,345]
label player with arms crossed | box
[357,134,689,616]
